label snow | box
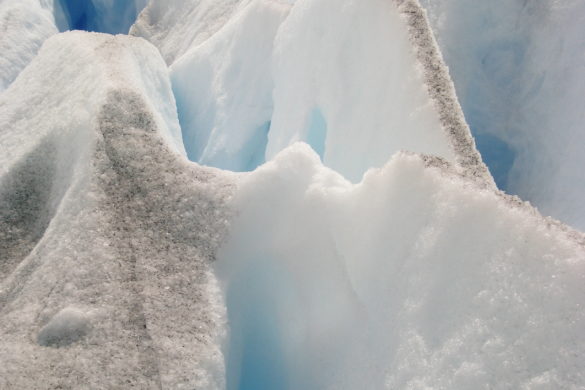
[420,0,585,230]
[217,143,585,389]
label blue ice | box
[474,133,516,190]
[305,108,327,161]
[225,258,296,390]
[56,0,146,34]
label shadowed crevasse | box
[57,0,146,34]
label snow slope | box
[420,0,585,230]
[0,31,232,389]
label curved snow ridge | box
[217,143,585,389]
[394,0,494,188]
[0,32,234,389]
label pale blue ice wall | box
[420,0,585,229]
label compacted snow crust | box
[1,0,585,389]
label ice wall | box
[170,0,290,171]
[130,0,247,65]
[218,144,585,389]
[0,31,231,389]
[267,0,456,182]
[150,0,491,183]
[420,0,585,230]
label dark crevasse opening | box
[225,258,298,390]
[474,132,516,189]
[56,0,147,34]
[241,121,271,172]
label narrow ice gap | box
[224,257,295,390]
[473,132,516,189]
[55,0,147,34]
[305,108,327,161]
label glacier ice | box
[0,0,148,94]
[152,0,493,183]
[170,0,290,172]
[0,0,584,388]
[420,0,585,230]
[0,31,231,389]
[131,0,247,65]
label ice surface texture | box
[135,0,492,183]
[0,32,233,389]
[0,0,147,94]
[219,144,585,389]
[1,0,584,388]
[420,0,585,230]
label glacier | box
[420,0,585,231]
[1,0,584,389]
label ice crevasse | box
[420,0,585,230]
[0,0,584,389]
